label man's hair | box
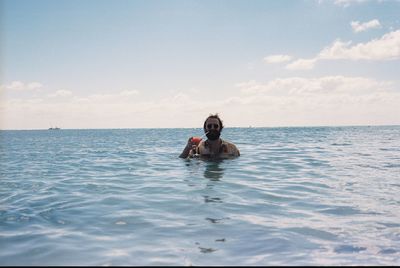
[203,113,224,131]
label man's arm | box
[179,144,192,158]
[179,137,196,158]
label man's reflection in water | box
[203,160,225,203]
[203,159,225,181]
[202,160,228,216]
[203,160,225,204]
[198,160,228,254]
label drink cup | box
[191,137,202,145]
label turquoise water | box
[1,126,400,265]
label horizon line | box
[1,123,400,131]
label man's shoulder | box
[221,139,238,148]
[221,139,240,155]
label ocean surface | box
[1,126,400,265]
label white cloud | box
[0,81,43,91]
[263,54,292,64]
[285,58,318,70]
[119,90,139,96]
[3,81,24,90]
[319,30,400,60]
[77,90,140,104]
[351,19,381,33]
[48,90,73,98]
[26,82,43,90]
[331,0,400,7]
[333,0,369,7]
[318,0,391,7]
[2,76,399,129]
[237,76,392,96]
[284,30,400,70]
[232,76,400,126]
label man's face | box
[205,118,220,132]
[204,118,221,140]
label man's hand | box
[186,137,197,150]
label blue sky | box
[1,0,400,129]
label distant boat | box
[48,126,61,130]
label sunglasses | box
[206,123,220,130]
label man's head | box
[203,114,224,141]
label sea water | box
[1,126,399,265]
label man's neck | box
[206,138,222,152]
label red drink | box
[191,137,202,145]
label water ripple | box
[1,126,400,265]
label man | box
[179,114,240,159]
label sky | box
[1,0,400,129]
